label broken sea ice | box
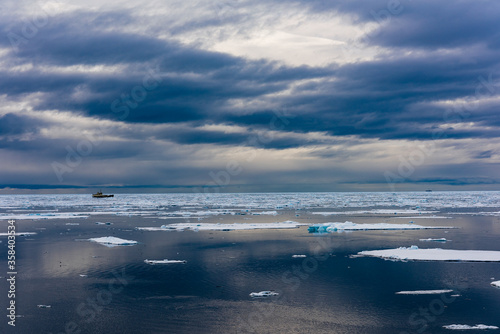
[144,259,187,265]
[249,291,279,298]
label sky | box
[0,0,499,193]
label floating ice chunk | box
[252,211,278,216]
[443,324,499,330]
[396,289,453,295]
[419,238,448,242]
[395,216,452,219]
[144,259,187,265]
[65,223,80,225]
[88,236,138,247]
[474,211,500,217]
[0,212,89,220]
[308,222,453,233]
[79,274,88,278]
[249,291,279,298]
[491,281,500,288]
[0,232,37,236]
[138,221,307,232]
[357,247,500,262]
[292,255,307,258]
[37,305,51,308]
[166,209,250,216]
[312,209,437,216]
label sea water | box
[0,192,499,333]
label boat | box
[92,191,114,198]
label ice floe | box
[451,211,500,217]
[163,209,278,217]
[249,291,279,298]
[312,209,437,216]
[443,324,499,330]
[0,212,91,220]
[37,305,51,308]
[419,238,448,242]
[292,255,307,258]
[357,246,500,262]
[4,191,500,210]
[396,290,453,295]
[477,211,500,216]
[251,211,278,215]
[166,210,235,216]
[88,236,138,247]
[2,192,500,221]
[308,222,453,233]
[137,221,307,232]
[0,232,37,236]
[144,259,187,265]
[395,216,452,219]
[491,281,500,288]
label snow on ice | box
[137,221,307,232]
[144,259,187,264]
[249,291,279,297]
[308,221,453,233]
[396,290,453,295]
[0,232,37,236]
[443,324,499,330]
[419,238,448,242]
[88,236,138,247]
[357,246,500,262]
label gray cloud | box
[1,0,500,191]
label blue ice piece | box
[307,226,318,233]
[308,225,329,233]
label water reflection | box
[0,198,499,333]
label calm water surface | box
[0,192,499,333]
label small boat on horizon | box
[92,191,114,198]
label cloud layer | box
[0,0,499,192]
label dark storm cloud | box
[150,125,322,149]
[0,70,85,96]
[1,0,500,191]
[364,2,500,50]
[13,29,165,67]
[0,184,87,189]
[2,2,499,146]
[0,10,144,64]
[0,9,335,129]
[302,0,500,49]
[0,113,44,136]
[226,50,500,140]
[474,150,494,159]
[411,177,500,186]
